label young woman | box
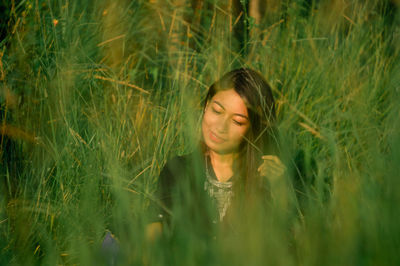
[150,68,286,234]
[102,68,289,263]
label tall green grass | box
[1,0,399,265]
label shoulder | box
[159,153,196,182]
[164,154,191,169]
[160,153,193,177]
[159,150,205,188]
[163,148,203,171]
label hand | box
[257,155,286,183]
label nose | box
[216,116,229,134]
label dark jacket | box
[151,148,324,232]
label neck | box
[208,150,238,182]
[209,150,236,165]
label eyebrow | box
[213,100,249,120]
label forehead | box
[211,89,248,115]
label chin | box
[202,130,237,154]
[205,141,235,155]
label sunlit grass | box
[0,0,399,265]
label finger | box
[262,159,286,171]
[261,155,282,165]
[264,170,285,180]
[258,165,269,177]
[258,165,269,174]
[259,166,284,178]
[264,167,284,176]
[268,166,286,177]
[260,163,285,176]
[260,161,285,172]
[262,155,279,161]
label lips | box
[209,131,226,143]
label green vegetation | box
[1,0,399,265]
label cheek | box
[229,125,249,142]
[202,110,217,129]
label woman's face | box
[202,89,250,154]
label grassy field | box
[1,0,399,265]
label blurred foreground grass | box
[0,0,399,265]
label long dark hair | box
[202,68,278,194]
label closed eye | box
[212,107,222,114]
[233,120,245,126]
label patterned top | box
[204,155,235,222]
